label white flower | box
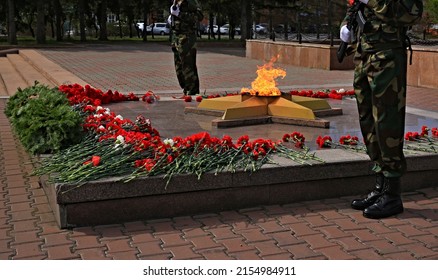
[96,106,103,111]
[115,135,125,148]
[105,108,111,115]
[163,138,174,146]
[116,135,125,143]
[115,115,124,120]
[94,114,103,118]
[337,88,346,94]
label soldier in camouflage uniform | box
[169,0,203,97]
[340,0,422,219]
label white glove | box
[340,25,351,43]
[167,15,172,25]
[358,0,369,4]
[170,5,180,17]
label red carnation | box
[316,135,332,148]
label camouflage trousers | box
[171,32,200,95]
[353,46,407,178]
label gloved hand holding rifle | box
[337,0,367,63]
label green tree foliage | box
[1,0,429,43]
[426,0,438,22]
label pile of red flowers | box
[405,125,436,140]
[59,84,139,106]
[289,89,355,100]
[35,84,438,185]
[404,126,438,153]
[36,86,322,184]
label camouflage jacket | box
[171,0,203,34]
[342,0,423,52]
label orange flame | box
[241,56,286,96]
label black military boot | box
[351,173,384,210]
[363,177,404,219]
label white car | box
[253,24,267,34]
[137,22,170,35]
[220,24,240,35]
[207,24,239,35]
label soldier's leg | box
[363,47,407,219]
[351,52,385,210]
[368,48,407,178]
[172,42,187,93]
[180,34,200,95]
[354,52,383,168]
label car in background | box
[427,24,438,36]
[253,24,267,34]
[220,24,241,35]
[206,25,219,34]
[258,23,269,32]
[137,22,170,35]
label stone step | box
[8,53,56,87]
[0,56,28,96]
[19,49,88,86]
[0,49,89,97]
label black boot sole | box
[363,207,404,219]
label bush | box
[5,82,84,155]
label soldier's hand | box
[358,0,369,4]
[340,25,351,43]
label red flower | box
[221,135,235,149]
[405,131,420,141]
[282,133,291,142]
[84,155,101,166]
[184,96,192,102]
[237,135,249,146]
[316,135,332,148]
[339,135,359,145]
[196,96,203,102]
[421,126,429,137]
[290,132,305,148]
[91,155,101,166]
[135,158,156,171]
[167,155,174,163]
[141,91,159,103]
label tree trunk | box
[53,0,63,41]
[36,0,46,44]
[99,0,108,40]
[240,0,251,41]
[7,0,17,44]
[79,0,86,42]
[142,0,148,42]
